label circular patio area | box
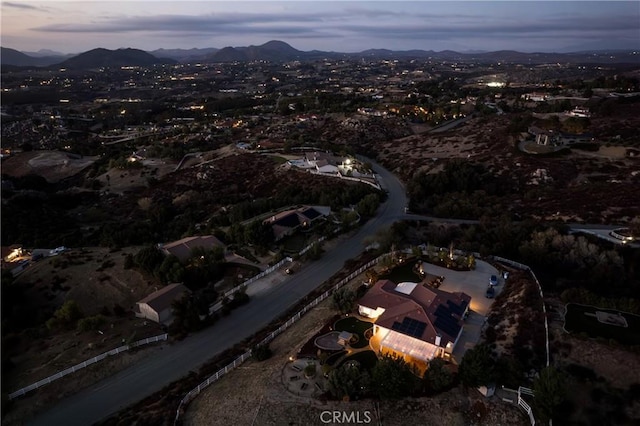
[282,357,328,397]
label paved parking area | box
[421,260,502,363]
[422,260,501,316]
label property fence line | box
[209,236,331,315]
[518,386,536,426]
[215,257,293,302]
[175,248,551,424]
[174,252,390,424]
[9,333,168,400]
[493,256,551,368]
[307,169,381,190]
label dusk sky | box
[2,1,639,54]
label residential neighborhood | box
[1,6,640,425]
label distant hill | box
[55,48,177,70]
[1,47,68,67]
[206,40,305,62]
[5,42,640,68]
[22,49,70,58]
[150,47,219,62]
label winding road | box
[28,157,627,425]
[29,160,407,426]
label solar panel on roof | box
[446,299,468,316]
[433,305,462,338]
[301,208,321,220]
[391,317,427,338]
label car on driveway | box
[489,274,498,286]
[485,286,495,299]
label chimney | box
[435,334,441,346]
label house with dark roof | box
[159,235,225,262]
[134,283,190,324]
[263,205,330,241]
[358,279,470,372]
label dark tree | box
[327,363,371,400]
[459,344,494,388]
[372,354,421,399]
[331,288,356,314]
[423,358,454,393]
[534,366,567,423]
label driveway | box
[420,260,501,362]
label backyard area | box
[564,303,640,345]
[381,260,422,283]
[334,316,373,349]
[184,268,527,426]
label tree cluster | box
[331,288,356,314]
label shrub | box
[77,315,107,332]
[46,300,84,330]
[304,363,317,378]
[252,344,272,361]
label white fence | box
[308,169,381,190]
[174,253,388,424]
[209,236,331,315]
[493,256,550,367]
[9,333,168,400]
[211,257,293,311]
[518,386,536,426]
[174,248,551,424]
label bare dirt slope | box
[1,151,96,183]
[5,247,163,391]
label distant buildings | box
[567,107,591,118]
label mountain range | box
[2,41,639,70]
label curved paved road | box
[29,160,407,426]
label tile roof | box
[358,279,471,347]
[161,235,225,261]
[137,283,190,313]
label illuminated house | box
[358,280,470,371]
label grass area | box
[339,350,378,372]
[270,155,289,164]
[564,303,640,345]
[381,262,422,283]
[334,317,373,349]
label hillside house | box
[159,235,225,262]
[263,206,331,241]
[135,283,190,325]
[358,279,470,374]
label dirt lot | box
[5,247,164,392]
[184,276,527,426]
[548,299,640,390]
[1,151,97,183]
[546,298,640,424]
